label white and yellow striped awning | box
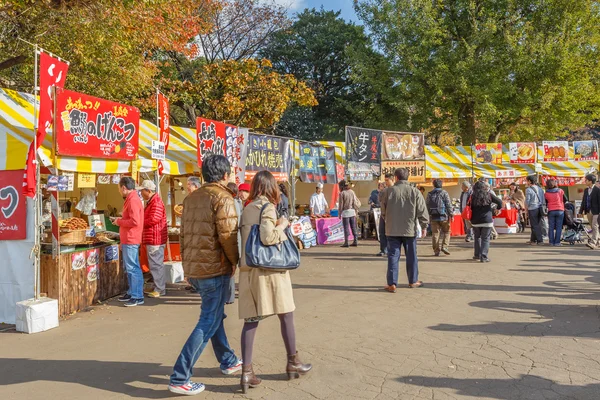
[425,146,473,178]
[0,88,197,175]
[473,145,536,178]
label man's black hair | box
[119,177,136,190]
[201,155,231,183]
[433,179,443,189]
[526,175,537,185]
[385,173,394,179]
[394,168,409,181]
[585,174,597,184]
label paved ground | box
[1,234,600,400]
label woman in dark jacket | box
[470,181,503,263]
[277,183,289,218]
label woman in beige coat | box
[238,171,311,393]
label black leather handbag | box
[245,203,300,271]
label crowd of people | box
[107,153,597,395]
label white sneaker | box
[168,382,205,395]
[221,359,243,375]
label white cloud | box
[267,0,306,11]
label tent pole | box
[291,140,296,216]
[33,45,40,301]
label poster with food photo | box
[509,143,536,164]
[573,141,598,161]
[381,132,425,161]
[474,143,502,164]
[542,141,569,162]
[86,248,99,282]
[71,252,86,271]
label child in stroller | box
[562,202,589,245]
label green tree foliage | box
[261,8,407,141]
[356,0,600,145]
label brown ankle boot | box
[286,351,312,380]
[240,364,261,394]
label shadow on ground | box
[398,375,600,400]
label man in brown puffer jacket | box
[168,155,242,396]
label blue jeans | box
[122,244,143,300]
[548,210,564,245]
[387,236,419,286]
[170,275,239,386]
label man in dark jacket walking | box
[139,180,168,298]
[580,174,600,249]
[168,155,242,396]
[427,179,453,256]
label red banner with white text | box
[24,52,69,197]
[55,88,140,160]
[157,93,170,174]
[1,170,27,240]
[196,117,226,168]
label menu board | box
[474,143,502,164]
[55,88,140,160]
[381,132,425,161]
[542,141,569,162]
[509,143,536,164]
[244,134,292,181]
[346,126,381,166]
[298,144,337,183]
[573,140,598,161]
[380,161,425,183]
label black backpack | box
[427,190,446,218]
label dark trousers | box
[528,208,544,243]
[386,236,419,286]
[379,217,387,253]
[473,226,492,260]
[342,216,357,244]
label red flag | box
[157,92,170,175]
[24,52,69,197]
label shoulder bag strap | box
[258,202,271,222]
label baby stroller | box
[562,202,588,245]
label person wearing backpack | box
[426,179,453,256]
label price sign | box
[77,173,96,188]
[152,140,166,160]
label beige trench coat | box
[238,196,296,320]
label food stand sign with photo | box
[55,88,140,160]
[542,141,569,162]
[474,143,502,164]
[298,143,337,183]
[382,132,425,161]
[0,170,27,240]
[196,117,226,168]
[509,142,536,164]
[381,161,426,183]
[573,141,598,161]
[346,126,382,173]
[245,134,292,181]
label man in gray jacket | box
[380,168,429,292]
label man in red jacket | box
[111,177,145,307]
[139,180,168,298]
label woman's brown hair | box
[249,170,281,205]
[546,179,557,190]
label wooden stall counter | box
[41,243,126,318]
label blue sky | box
[274,0,359,23]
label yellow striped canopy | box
[425,146,472,178]
[0,88,196,175]
[536,146,597,177]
